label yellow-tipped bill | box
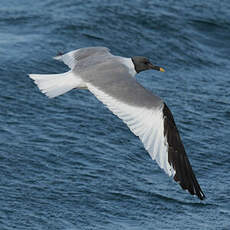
[160,67,165,72]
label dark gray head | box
[131,56,165,73]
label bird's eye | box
[144,61,149,65]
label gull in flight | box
[29,47,205,200]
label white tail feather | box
[29,71,83,98]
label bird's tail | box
[28,71,80,98]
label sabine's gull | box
[29,47,205,200]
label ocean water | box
[0,0,230,229]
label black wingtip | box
[174,154,206,200]
[163,103,206,200]
[199,193,206,200]
[194,189,206,200]
[178,173,206,200]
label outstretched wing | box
[79,59,205,199]
[163,104,205,199]
[54,47,111,69]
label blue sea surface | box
[0,0,230,229]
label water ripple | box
[0,0,230,229]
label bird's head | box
[131,56,165,73]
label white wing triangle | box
[87,83,175,177]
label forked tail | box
[29,71,80,98]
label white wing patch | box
[87,83,175,177]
